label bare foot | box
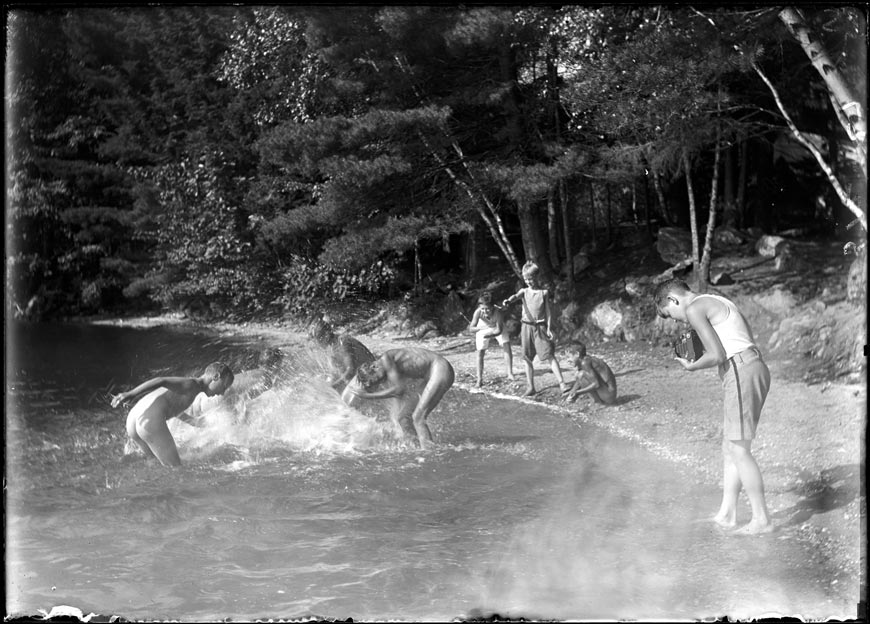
[523,387,537,397]
[733,520,776,536]
[692,514,736,529]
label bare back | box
[384,347,448,380]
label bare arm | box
[467,309,482,333]
[502,289,524,307]
[346,357,406,400]
[678,302,728,371]
[111,376,199,407]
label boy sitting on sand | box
[111,362,234,467]
[564,342,617,405]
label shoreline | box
[85,313,866,612]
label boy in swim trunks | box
[654,278,773,535]
[502,261,568,397]
[564,342,617,405]
[111,362,234,467]
[467,291,515,387]
[344,347,454,450]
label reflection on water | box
[5,321,855,621]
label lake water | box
[5,321,856,621]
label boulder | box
[656,227,693,264]
[753,287,797,317]
[755,234,787,257]
[847,254,867,303]
[573,252,592,275]
[588,300,625,338]
[560,301,581,333]
[712,226,745,248]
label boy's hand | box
[674,356,692,370]
[110,393,125,408]
[501,299,511,307]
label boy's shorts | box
[476,330,510,351]
[718,347,770,440]
[521,322,554,362]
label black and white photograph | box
[5,4,866,621]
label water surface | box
[5,321,853,620]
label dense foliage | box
[6,5,866,321]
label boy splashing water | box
[111,362,234,467]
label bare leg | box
[523,359,536,395]
[476,350,485,387]
[502,344,515,380]
[729,439,774,535]
[410,363,455,450]
[389,396,419,442]
[713,438,740,529]
[549,358,568,393]
[136,417,182,467]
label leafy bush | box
[278,255,397,315]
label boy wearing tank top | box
[653,278,773,536]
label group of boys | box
[111,262,773,535]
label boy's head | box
[308,318,335,345]
[572,341,588,359]
[356,359,386,389]
[477,292,494,316]
[203,362,234,395]
[521,262,540,286]
[653,278,693,320]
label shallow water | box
[5,321,855,621]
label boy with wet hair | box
[191,348,283,423]
[564,342,617,405]
[111,362,234,467]
[653,277,773,535]
[344,347,454,450]
[467,291,515,387]
[308,317,376,394]
[502,261,568,397]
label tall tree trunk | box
[652,169,671,226]
[643,176,652,237]
[589,184,598,244]
[722,144,737,228]
[547,187,560,270]
[700,134,722,289]
[605,183,612,244]
[683,150,701,289]
[779,7,866,172]
[559,180,574,289]
[737,135,748,228]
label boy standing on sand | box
[111,362,234,467]
[467,292,515,387]
[653,278,773,535]
[344,347,454,450]
[502,261,568,397]
[564,342,617,405]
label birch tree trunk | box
[779,7,867,171]
[560,180,574,289]
[699,136,722,288]
[683,150,701,289]
[547,187,560,270]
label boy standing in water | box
[502,261,568,397]
[564,342,618,405]
[192,348,282,422]
[653,278,773,535]
[111,362,234,467]
[344,347,454,450]
[467,292,514,387]
[309,317,376,394]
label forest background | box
[6,5,868,347]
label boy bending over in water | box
[654,278,773,535]
[111,362,234,467]
[502,261,567,397]
[564,342,617,405]
[467,291,514,387]
[344,347,454,450]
